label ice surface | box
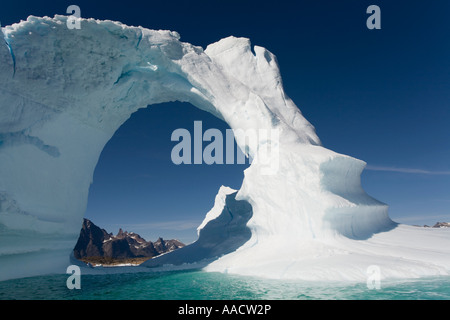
[1,16,450,281]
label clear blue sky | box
[2,0,449,243]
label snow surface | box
[1,16,450,282]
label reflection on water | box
[1,270,450,300]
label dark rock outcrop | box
[432,222,450,228]
[73,218,185,260]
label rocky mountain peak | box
[73,218,185,262]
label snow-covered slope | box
[1,16,449,281]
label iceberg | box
[1,15,450,281]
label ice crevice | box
[0,131,60,157]
[1,31,15,77]
[0,15,450,281]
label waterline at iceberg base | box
[1,15,449,282]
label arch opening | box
[85,102,249,243]
[76,101,252,265]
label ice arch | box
[1,16,450,281]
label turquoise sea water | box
[1,270,450,300]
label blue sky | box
[2,0,449,243]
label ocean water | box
[1,269,450,300]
